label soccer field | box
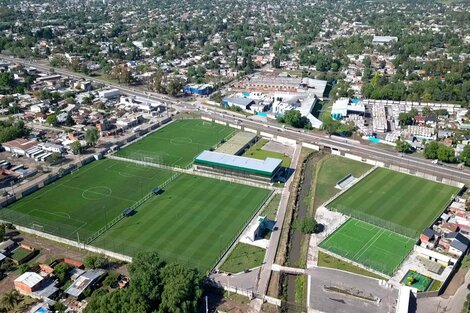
[115,119,236,167]
[320,219,416,276]
[328,168,459,237]
[94,173,271,272]
[1,159,175,240]
[1,158,270,273]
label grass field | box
[2,157,270,273]
[328,168,459,236]
[1,159,175,240]
[317,251,386,280]
[242,139,291,168]
[311,155,372,209]
[320,219,416,276]
[116,119,236,167]
[94,173,271,272]
[219,243,266,273]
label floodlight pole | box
[77,231,80,248]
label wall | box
[301,142,320,151]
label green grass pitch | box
[1,158,270,273]
[1,159,176,240]
[115,119,236,167]
[320,219,416,276]
[328,168,459,236]
[94,173,271,272]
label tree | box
[84,254,109,269]
[322,115,340,135]
[283,109,311,129]
[54,263,72,282]
[396,139,412,153]
[45,114,58,126]
[461,145,470,166]
[294,217,319,234]
[85,127,100,146]
[0,224,5,241]
[166,79,183,97]
[437,145,455,163]
[84,252,202,313]
[424,141,440,159]
[271,56,281,68]
[158,263,202,313]
[70,141,83,155]
[0,290,21,310]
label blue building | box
[183,84,214,96]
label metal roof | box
[65,269,105,298]
[195,150,282,176]
[15,272,43,288]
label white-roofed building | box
[372,35,398,45]
[14,272,44,294]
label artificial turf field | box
[320,218,416,276]
[115,119,236,167]
[1,158,270,272]
[328,168,459,236]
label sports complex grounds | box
[320,168,460,276]
[0,119,271,272]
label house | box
[98,89,120,99]
[420,228,439,248]
[438,130,454,139]
[445,232,469,256]
[39,142,65,154]
[330,98,365,120]
[14,272,44,294]
[65,269,106,298]
[440,222,459,234]
[223,97,255,111]
[372,35,398,45]
[2,139,39,156]
[0,239,16,254]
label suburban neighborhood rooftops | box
[195,150,282,176]
[422,228,438,239]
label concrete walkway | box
[256,143,303,295]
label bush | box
[294,217,319,234]
[84,254,109,269]
[18,264,31,274]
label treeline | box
[84,252,202,313]
[0,119,29,143]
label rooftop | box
[15,272,43,288]
[195,150,282,176]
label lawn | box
[320,218,416,276]
[328,168,459,237]
[242,139,291,168]
[219,243,266,273]
[116,119,236,167]
[1,159,175,241]
[260,193,281,221]
[317,251,386,280]
[95,174,271,273]
[312,155,372,209]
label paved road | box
[256,143,303,295]
[308,267,397,313]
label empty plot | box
[320,219,415,276]
[328,168,459,236]
[116,119,236,167]
[94,174,271,272]
[1,159,174,240]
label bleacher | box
[335,174,357,190]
